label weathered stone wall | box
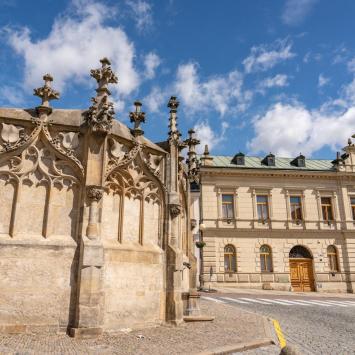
[0,103,194,334]
[0,62,198,336]
[103,247,165,330]
[0,242,78,333]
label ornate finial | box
[201,144,214,166]
[168,96,181,141]
[86,58,118,134]
[33,74,60,114]
[129,100,146,137]
[90,57,118,94]
[184,128,200,181]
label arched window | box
[327,245,339,272]
[224,245,236,272]
[260,245,273,272]
[289,245,313,259]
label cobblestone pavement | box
[205,292,355,355]
[0,300,275,355]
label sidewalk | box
[0,299,277,355]
[213,287,355,298]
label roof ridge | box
[202,154,333,162]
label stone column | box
[165,96,185,324]
[69,186,105,338]
[70,58,118,338]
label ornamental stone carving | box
[87,186,103,202]
[58,132,80,151]
[86,58,118,134]
[0,123,27,152]
[129,101,146,137]
[33,74,60,114]
[169,203,182,218]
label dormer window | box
[261,153,275,166]
[291,154,305,167]
[231,152,245,165]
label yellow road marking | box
[272,319,287,349]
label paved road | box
[202,293,355,355]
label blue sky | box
[1,0,355,159]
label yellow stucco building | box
[197,143,355,293]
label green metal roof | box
[203,155,334,171]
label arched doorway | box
[289,245,315,292]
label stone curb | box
[194,338,275,355]
[197,299,279,355]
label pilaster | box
[70,58,118,338]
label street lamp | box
[198,222,206,290]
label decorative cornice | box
[200,167,352,181]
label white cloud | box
[318,74,330,88]
[333,44,348,65]
[303,51,322,63]
[175,62,251,116]
[143,86,165,113]
[248,102,355,157]
[0,85,25,106]
[193,120,228,154]
[143,52,161,79]
[282,0,318,26]
[258,74,288,91]
[243,38,295,74]
[125,0,153,32]
[6,0,140,98]
[343,78,355,104]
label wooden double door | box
[289,259,315,292]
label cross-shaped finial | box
[129,100,146,137]
[90,57,118,95]
[33,73,60,109]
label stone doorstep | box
[195,338,275,355]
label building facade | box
[199,146,355,293]
[0,59,200,336]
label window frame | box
[221,194,234,220]
[321,196,334,222]
[224,244,237,273]
[327,245,339,272]
[256,194,269,221]
[260,244,273,272]
[290,195,303,222]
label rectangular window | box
[257,195,269,220]
[321,197,333,221]
[290,196,302,221]
[350,197,355,220]
[222,194,234,219]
